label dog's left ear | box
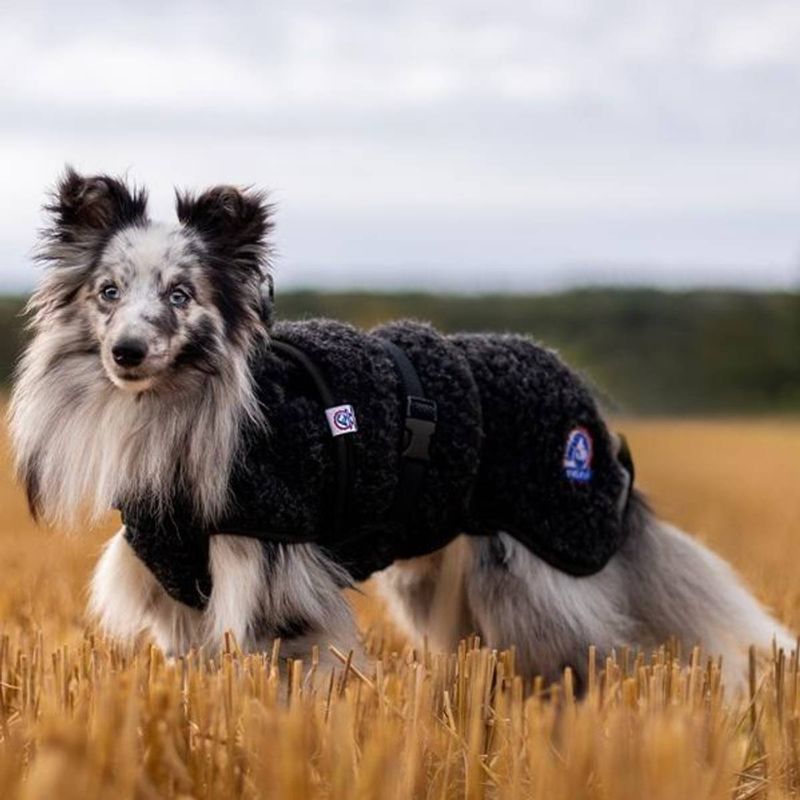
[176,186,273,276]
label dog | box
[8,168,792,688]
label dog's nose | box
[112,340,148,368]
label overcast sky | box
[1,0,798,293]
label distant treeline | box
[1,289,798,413]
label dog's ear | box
[30,168,148,319]
[45,166,148,245]
[175,185,273,276]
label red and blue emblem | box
[325,404,358,437]
[563,427,593,482]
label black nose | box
[112,340,148,368]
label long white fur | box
[12,173,793,686]
[376,523,794,691]
[11,206,361,663]
[9,226,262,526]
[90,530,361,665]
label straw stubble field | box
[0,415,798,799]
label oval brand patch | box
[563,427,593,482]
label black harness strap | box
[615,432,636,514]
[270,339,352,542]
[381,340,438,523]
[616,433,635,486]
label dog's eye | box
[169,288,190,308]
[99,284,120,302]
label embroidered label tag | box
[325,404,358,437]
[564,427,593,482]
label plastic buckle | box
[402,397,437,461]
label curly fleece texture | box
[122,319,632,609]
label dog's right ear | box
[30,168,148,320]
[43,166,148,248]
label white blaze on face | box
[90,224,213,391]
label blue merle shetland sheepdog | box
[7,168,793,687]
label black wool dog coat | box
[122,319,635,609]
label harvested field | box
[0,416,798,799]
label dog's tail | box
[622,492,795,685]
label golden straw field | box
[0,414,799,799]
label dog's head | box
[32,168,272,392]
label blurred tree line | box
[0,289,797,413]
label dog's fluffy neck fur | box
[9,312,263,527]
[9,170,273,528]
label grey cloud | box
[0,0,798,291]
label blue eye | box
[100,284,120,302]
[169,288,190,307]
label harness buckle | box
[403,396,437,461]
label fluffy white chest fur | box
[10,168,792,688]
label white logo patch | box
[325,404,358,437]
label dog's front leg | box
[91,532,363,666]
[205,537,364,669]
[90,527,161,641]
[90,528,205,655]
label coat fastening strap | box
[615,432,635,514]
[270,339,352,542]
[381,340,438,521]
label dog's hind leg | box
[374,537,477,651]
[464,533,640,688]
[612,505,794,691]
[465,495,794,692]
